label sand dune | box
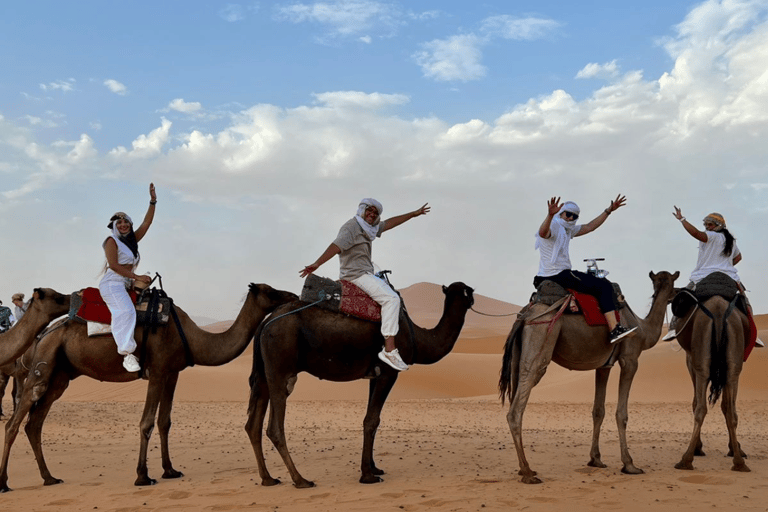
[1,283,766,511]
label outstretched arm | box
[576,194,627,237]
[134,183,157,242]
[673,206,707,242]
[299,243,342,278]
[380,203,430,233]
[538,197,562,239]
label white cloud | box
[413,34,486,82]
[275,0,401,39]
[104,79,128,95]
[480,14,561,40]
[312,90,409,109]
[219,4,245,22]
[39,79,76,92]
[168,98,203,114]
[109,118,172,159]
[576,60,621,80]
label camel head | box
[648,271,680,300]
[248,283,299,311]
[442,282,475,309]
[30,287,71,313]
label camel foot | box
[674,461,694,470]
[517,469,537,477]
[731,464,751,473]
[134,476,158,486]
[360,474,384,484]
[43,477,64,486]
[0,485,12,493]
[694,448,706,456]
[261,477,281,487]
[587,459,607,469]
[371,466,384,476]
[162,469,184,479]
[520,474,542,485]
[293,478,315,489]
[621,465,644,475]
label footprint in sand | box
[679,475,733,486]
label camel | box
[0,288,70,416]
[673,295,750,472]
[499,270,679,484]
[0,283,298,492]
[245,281,475,488]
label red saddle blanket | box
[568,290,619,327]
[340,280,382,322]
[77,287,138,324]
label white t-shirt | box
[536,223,583,277]
[689,231,740,283]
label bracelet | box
[679,217,686,222]
[150,201,157,205]
[604,208,611,215]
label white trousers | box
[351,273,400,337]
[98,277,137,355]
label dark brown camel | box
[499,271,679,484]
[0,283,297,492]
[0,288,70,417]
[673,295,750,472]
[245,281,475,488]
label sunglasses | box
[563,211,579,220]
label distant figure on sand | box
[98,183,156,373]
[663,208,762,346]
[534,195,636,343]
[300,198,430,371]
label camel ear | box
[672,271,680,280]
[442,285,447,295]
[649,271,655,279]
[34,288,43,300]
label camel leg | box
[675,372,709,470]
[722,396,746,459]
[685,355,705,456]
[265,375,314,488]
[615,358,643,474]
[0,371,8,417]
[24,370,70,486]
[0,356,59,492]
[135,376,166,486]
[721,379,749,472]
[156,372,183,479]
[245,374,281,486]
[587,367,611,468]
[360,374,397,484]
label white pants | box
[98,277,137,355]
[351,273,400,337]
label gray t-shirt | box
[333,218,385,280]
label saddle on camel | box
[670,271,758,361]
[524,259,626,334]
[300,271,400,323]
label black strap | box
[169,299,194,367]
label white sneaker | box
[123,354,141,372]
[378,348,409,371]
[662,329,677,342]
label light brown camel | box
[673,294,750,472]
[0,288,70,417]
[499,271,679,484]
[0,283,297,492]
[245,282,475,488]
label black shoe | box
[609,324,637,344]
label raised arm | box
[300,243,342,278]
[576,194,626,237]
[380,203,430,233]
[672,206,707,243]
[538,197,562,239]
[134,183,156,242]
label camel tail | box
[707,309,728,405]
[499,316,524,405]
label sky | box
[1,0,767,322]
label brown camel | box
[0,288,70,416]
[245,281,475,488]
[0,283,297,492]
[673,295,750,472]
[499,271,679,484]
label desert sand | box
[0,282,766,511]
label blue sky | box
[1,0,767,321]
